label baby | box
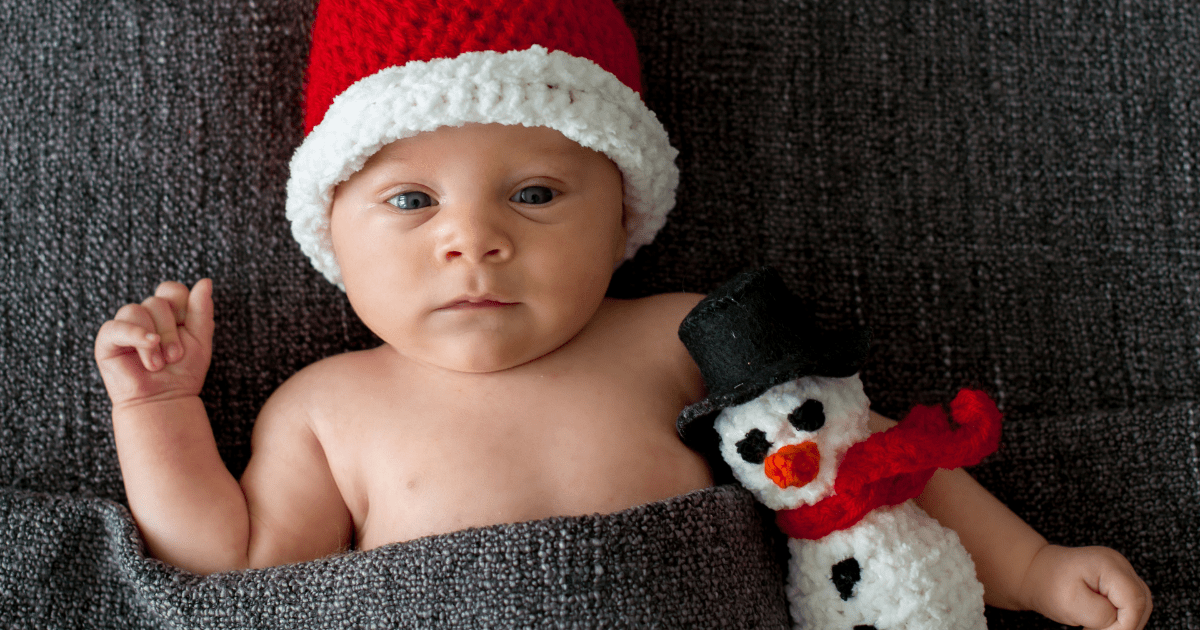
[94,0,1151,628]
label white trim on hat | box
[286,45,679,288]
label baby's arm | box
[95,280,351,574]
[869,411,1152,630]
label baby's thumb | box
[185,278,215,348]
[1072,586,1119,630]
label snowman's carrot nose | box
[764,442,821,488]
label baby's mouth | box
[438,295,518,310]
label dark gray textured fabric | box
[2,485,789,629]
[1,0,1197,628]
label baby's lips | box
[764,442,821,489]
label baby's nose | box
[764,442,821,489]
[437,205,513,263]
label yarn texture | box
[776,389,1003,541]
[788,503,986,630]
[712,377,996,630]
[288,0,679,287]
[302,0,644,132]
[1,486,790,629]
[687,269,996,629]
[4,0,1198,626]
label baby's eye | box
[735,429,772,464]
[788,400,826,432]
[510,185,556,205]
[386,191,436,211]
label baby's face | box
[329,123,627,373]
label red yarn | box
[303,0,644,132]
[775,389,1002,540]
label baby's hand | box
[94,279,214,409]
[1021,544,1152,630]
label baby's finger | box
[1072,586,1118,630]
[184,279,215,349]
[1078,549,1153,630]
[113,302,156,329]
[1102,574,1153,630]
[1138,586,1154,629]
[94,319,161,363]
[111,303,165,370]
[141,294,184,365]
[153,281,192,324]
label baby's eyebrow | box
[534,141,600,161]
[520,144,600,171]
[363,150,412,167]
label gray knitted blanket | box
[2,485,789,629]
[2,0,1198,627]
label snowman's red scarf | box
[775,389,1002,541]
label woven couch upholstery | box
[2,0,1196,627]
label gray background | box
[2,0,1196,627]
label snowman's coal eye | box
[735,429,772,464]
[788,399,826,432]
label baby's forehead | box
[366,123,605,165]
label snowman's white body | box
[714,375,987,630]
[787,502,984,630]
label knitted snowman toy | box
[677,268,1002,630]
[287,0,678,289]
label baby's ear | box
[613,205,630,265]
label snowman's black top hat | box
[676,267,871,450]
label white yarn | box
[713,374,988,630]
[714,376,871,511]
[286,45,680,288]
[788,503,986,630]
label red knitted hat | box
[287,0,680,288]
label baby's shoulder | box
[256,349,385,427]
[586,292,705,371]
[592,292,706,395]
[595,292,705,337]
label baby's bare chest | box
[316,366,712,550]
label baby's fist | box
[95,279,215,407]
[1022,544,1152,630]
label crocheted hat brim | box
[286,45,679,288]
